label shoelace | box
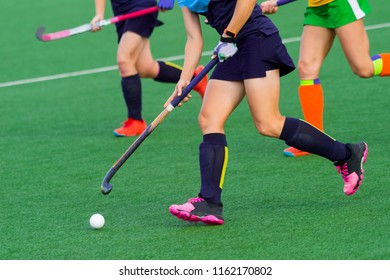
[188,197,204,203]
[122,119,133,127]
[336,164,349,180]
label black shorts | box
[111,1,159,42]
[211,31,295,81]
[114,12,159,42]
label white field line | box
[0,22,389,89]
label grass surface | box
[0,0,389,260]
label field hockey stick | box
[276,0,297,6]
[101,58,219,195]
[35,6,158,42]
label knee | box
[117,56,154,78]
[298,59,321,79]
[116,55,132,76]
[255,124,276,137]
[253,117,284,138]
[137,61,159,78]
[137,67,149,78]
[351,64,374,78]
[198,112,224,133]
[198,112,209,133]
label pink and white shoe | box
[335,142,368,196]
[169,197,224,225]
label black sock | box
[153,61,182,83]
[279,117,351,162]
[199,133,228,204]
[121,74,142,120]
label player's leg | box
[169,79,245,225]
[297,25,334,132]
[337,19,372,77]
[245,70,284,138]
[246,69,368,196]
[283,25,335,157]
[336,19,390,77]
[114,31,148,137]
[335,0,390,77]
[136,40,207,97]
[112,7,163,137]
[136,39,180,80]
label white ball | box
[90,213,105,229]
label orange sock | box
[372,54,390,76]
[298,79,324,131]
[379,54,390,76]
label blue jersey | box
[177,0,210,13]
[179,0,278,40]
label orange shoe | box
[113,118,147,137]
[193,66,208,99]
[283,146,311,157]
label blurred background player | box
[261,0,390,156]
[91,0,208,136]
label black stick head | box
[101,182,112,195]
[35,27,47,42]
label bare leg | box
[336,18,374,78]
